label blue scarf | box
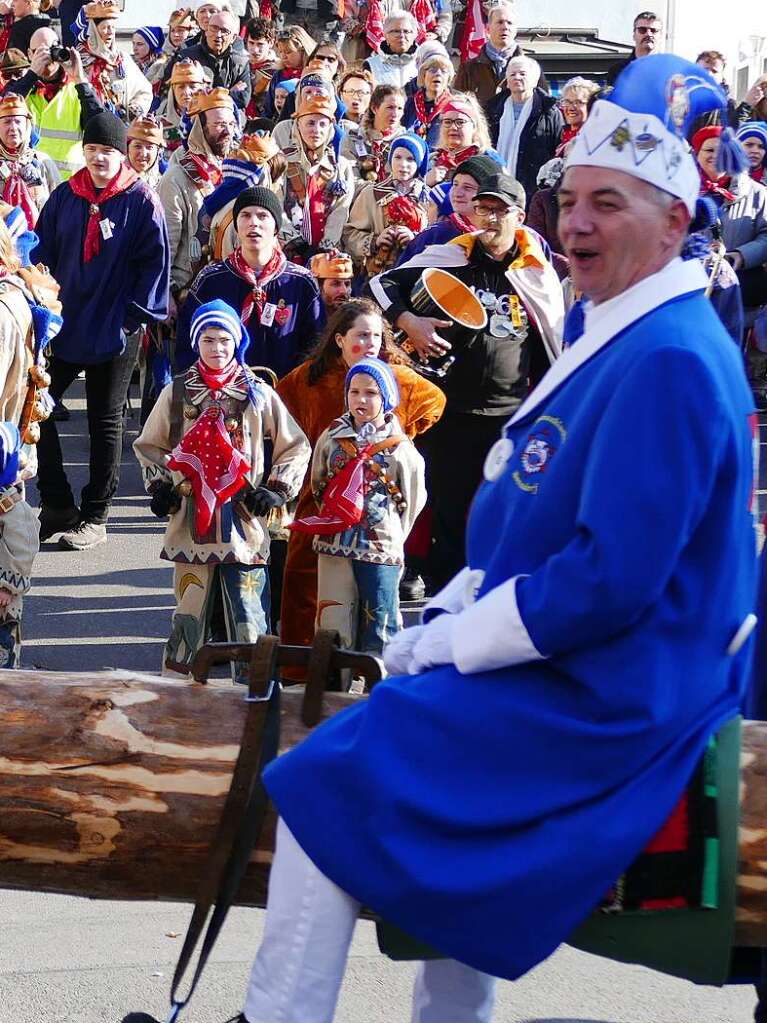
[484,41,513,78]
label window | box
[736,65,750,100]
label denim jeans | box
[37,332,139,523]
[316,554,400,655]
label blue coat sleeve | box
[516,347,733,656]
[123,192,171,332]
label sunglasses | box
[635,25,660,34]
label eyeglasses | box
[342,88,370,97]
[442,117,470,129]
[635,25,660,34]
[473,203,514,220]
[559,100,585,110]
[208,26,231,35]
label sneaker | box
[51,399,70,421]
[58,520,107,550]
[38,505,80,542]
[399,568,426,602]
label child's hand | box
[0,588,14,609]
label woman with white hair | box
[488,53,563,206]
[556,75,599,154]
[402,41,454,149]
[363,11,419,88]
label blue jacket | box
[176,258,324,378]
[33,178,170,364]
[264,257,757,981]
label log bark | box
[736,720,767,944]
[0,668,357,907]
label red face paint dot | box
[351,344,362,354]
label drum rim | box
[420,267,488,331]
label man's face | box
[506,60,534,99]
[0,114,27,150]
[472,196,522,252]
[83,142,123,187]
[128,139,158,173]
[236,205,277,249]
[297,113,331,151]
[384,19,415,54]
[633,17,662,57]
[450,172,479,218]
[96,18,117,48]
[169,23,191,47]
[247,36,271,62]
[202,106,236,157]
[558,165,687,305]
[12,0,34,19]
[321,277,352,310]
[340,76,371,119]
[28,28,58,78]
[206,14,234,55]
[487,7,516,52]
[697,55,724,84]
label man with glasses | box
[606,10,663,86]
[177,8,251,109]
[371,171,563,588]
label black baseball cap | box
[474,172,526,210]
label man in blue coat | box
[237,57,758,1023]
[176,186,323,381]
[33,112,170,549]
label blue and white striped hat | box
[737,121,767,151]
[190,299,249,359]
[134,25,165,53]
[345,357,399,414]
[0,422,21,488]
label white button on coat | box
[483,437,514,482]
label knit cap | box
[232,186,282,229]
[737,122,767,150]
[452,153,501,184]
[345,357,399,414]
[134,25,165,52]
[389,131,428,177]
[82,111,127,154]
[190,299,249,359]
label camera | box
[49,44,72,63]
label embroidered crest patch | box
[512,415,567,494]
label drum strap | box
[168,373,186,450]
[120,636,282,1023]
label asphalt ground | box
[0,379,757,1023]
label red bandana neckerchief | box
[167,404,251,535]
[434,143,479,172]
[751,165,765,183]
[448,210,474,233]
[413,89,451,137]
[195,357,242,396]
[700,171,735,204]
[385,191,427,233]
[279,66,302,81]
[226,244,288,323]
[2,167,37,229]
[179,150,223,188]
[409,0,437,43]
[290,443,373,535]
[68,164,138,262]
[306,169,332,245]
[34,77,63,104]
[366,0,385,51]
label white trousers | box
[244,819,497,1023]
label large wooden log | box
[2,666,767,950]
[0,667,358,908]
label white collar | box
[506,257,708,428]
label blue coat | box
[264,257,757,981]
[33,178,170,365]
[175,258,324,378]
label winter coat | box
[453,43,546,105]
[176,40,251,110]
[487,87,564,206]
[721,173,767,270]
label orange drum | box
[403,268,488,378]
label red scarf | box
[409,0,437,43]
[195,358,241,396]
[34,77,63,104]
[448,210,474,233]
[699,170,735,204]
[366,0,385,51]
[279,66,302,81]
[226,245,288,323]
[180,151,223,188]
[167,405,251,535]
[290,445,371,535]
[751,165,765,183]
[434,144,479,172]
[555,124,580,157]
[68,164,138,262]
[413,89,451,138]
[386,193,427,234]
[2,169,38,230]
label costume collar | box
[506,257,708,427]
[450,228,546,270]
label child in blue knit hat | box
[134,299,310,682]
[291,356,425,664]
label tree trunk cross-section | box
[0,669,356,907]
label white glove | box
[382,625,426,676]
[407,613,455,675]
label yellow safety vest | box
[26,87,84,181]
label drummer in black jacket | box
[370,172,564,591]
